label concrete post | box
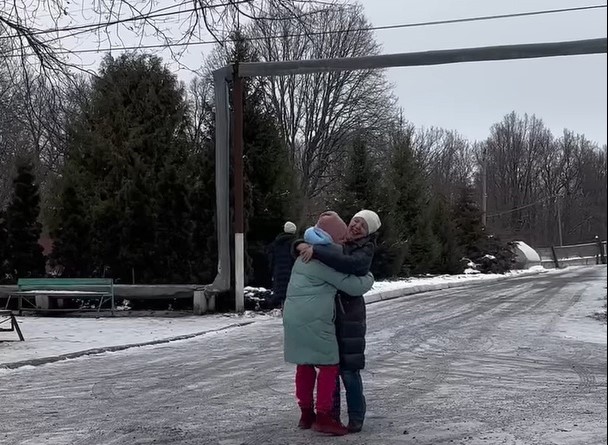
[193,288,217,315]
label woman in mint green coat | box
[282,211,374,436]
[283,257,374,365]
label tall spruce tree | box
[408,206,441,275]
[187,142,217,284]
[154,159,193,282]
[451,184,514,273]
[4,159,45,280]
[56,53,195,283]
[51,178,92,277]
[381,124,426,276]
[333,133,399,278]
[430,194,464,274]
[452,184,485,258]
[388,127,424,237]
[335,135,378,219]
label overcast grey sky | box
[358,0,607,145]
[53,0,607,145]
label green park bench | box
[8,278,115,315]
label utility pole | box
[481,148,487,228]
[232,66,245,313]
[556,196,563,246]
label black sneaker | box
[347,420,363,433]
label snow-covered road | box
[1,266,606,445]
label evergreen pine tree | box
[474,234,516,274]
[335,135,378,218]
[452,185,515,273]
[51,178,92,277]
[4,159,45,280]
[187,141,217,284]
[408,207,441,275]
[452,185,485,258]
[391,134,423,235]
[430,194,464,274]
[55,53,194,283]
[243,87,294,285]
[154,157,194,282]
[377,124,426,277]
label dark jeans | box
[331,369,366,424]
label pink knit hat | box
[316,211,347,244]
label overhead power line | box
[487,194,559,218]
[0,0,245,41]
[25,3,608,39]
[1,3,606,56]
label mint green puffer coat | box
[283,258,374,365]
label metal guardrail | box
[536,240,606,268]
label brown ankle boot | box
[312,412,348,436]
[298,408,316,429]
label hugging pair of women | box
[282,209,381,436]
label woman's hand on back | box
[297,243,314,263]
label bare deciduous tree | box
[414,127,474,201]
[479,112,606,245]
[556,131,606,243]
[186,76,215,152]
[0,53,87,210]
[1,0,341,81]
[247,2,396,203]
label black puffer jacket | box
[269,232,297,306]
[312,235,376,370]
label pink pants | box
[295,364,339,414]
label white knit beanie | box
[353,210,381,235]
[283,221,297,234]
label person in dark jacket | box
[269,221,298,308]
[296,209,381,433]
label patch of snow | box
[244,286,269,293]
[0,314,263,366]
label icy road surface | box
[1,266,606,445]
